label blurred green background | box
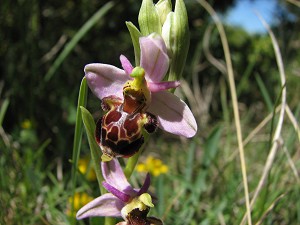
[1,0,300,224]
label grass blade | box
[197,1,252,224]
[44,1,115,81]
[255,73,273,112]
[0,98,9,127]
[70,77,88,224]
[202,125,223,168]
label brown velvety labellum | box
[96,94,157,158]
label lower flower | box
[76,159,163,225]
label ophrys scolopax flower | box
[76,159,163,224]
[85,34,197,160]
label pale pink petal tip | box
[101,159,135,195]
[84,63,127,100]
[76,193,123,219]
[120,55,134,75]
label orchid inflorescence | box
[76,0,197,224]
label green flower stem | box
[124,150,142,179]
[124,133,149,179]
[104,217,115,225]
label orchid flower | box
[76,159,163,224]
[85,33,197,138]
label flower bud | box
[136,0,190,81]
[138,0,161,35]
[162,0,190,81]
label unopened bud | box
[162,0,189,81]
[138,0,161,35]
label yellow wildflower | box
[67,192,93,217]
[78,157,96,181]
[136,156,168,177]
[21,119,32,129]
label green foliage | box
[80,106,104,192]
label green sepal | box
[80,106,105,194]
[163,0,190,81]
[138,0,162,35]
[126,21,142,65]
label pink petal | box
[140,35,169,83]
[102,181,131,203]
[120,55,134,75]
[147,91,197,138]
[101,159,135,196]
[84,63,128,100]
[148,81,180,92]
[137,173,151,196]
[76,193,123,219]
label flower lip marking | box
[96,94,157,160]
[95,66,158,161]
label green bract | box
[155,0,172,25]
[162,0,189,81]
[137,0,190,81]
[138,0,161,35]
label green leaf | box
[70,77,88,225]
[71,78,88,183]
[80,106,104,193]
[80,109,115,225]
[126,22,142,65]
